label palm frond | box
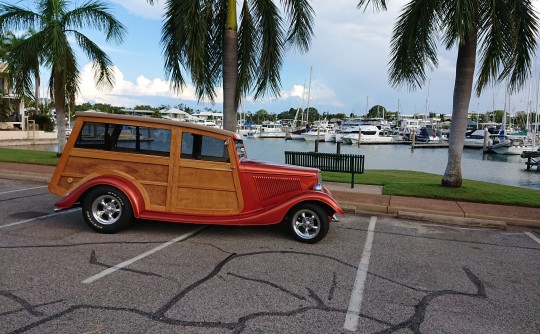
[474,0,510,94]
[160,0,217,101]
[0,3,39,33]
[357,0,388,12]
[281,0,314,52]
[500,0,538,93]
[237,0,257,106]
[440,0,479,48]
[252,0,284,99]
[63,0,127,44]
[72,31,114,89]
[388,0,442,90]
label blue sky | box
[8,0,540,117]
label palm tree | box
[146,0,314,132]
[0,0,126,154]
[357,0,538,187]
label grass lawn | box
[323,170,540,208]
[1,147,539,208]
[0,147,59,166]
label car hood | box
[240,159,319,176]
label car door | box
[170,129,243,215]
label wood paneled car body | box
[49,112,343,243]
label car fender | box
[53,173,145,217]
[238,189,343,225]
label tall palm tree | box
[357,0,538,187]
[146,0,315,132]
[0,0,126,154]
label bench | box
[285,151,365,188]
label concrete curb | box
[0,172,50,183]
[398,211,507,230]
[340,202,510,230]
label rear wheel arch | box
[77,177,145,217]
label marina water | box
[7,139,540,190]
[243,138,540,191]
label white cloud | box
[77,62,201,107]
[110,0,164,20]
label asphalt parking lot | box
[1,178,540,334]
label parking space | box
[1,179,539,333]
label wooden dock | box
[411,142,449,149]
[521,151,540,171]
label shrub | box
[30,113,55,132]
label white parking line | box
[82,226,207,284]
[0,209,78,229]
[0,185,48,195]
[344,216,377,332]
[525,232,540,245]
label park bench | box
[285,151,365,188]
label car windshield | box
[235,139,247,159]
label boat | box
[286,126,310,140]
[490,136,538,155]
[253,121,287,138]
[341,125,394,144]
[301,121,335,142]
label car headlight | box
[313,172,323,191]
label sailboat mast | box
[306,67,312,124]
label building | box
[0,63,26,130]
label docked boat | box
[490,137,538,155]
[463,128,501,148]
[286,126,310,140]
[301,122,335,142]
[341,125,394,144]
[253,121,287,138]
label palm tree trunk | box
[223,29,238,132]
[222,0,238,133]
[34,70,39,113]
[442,32,477,188]
[53,70,67,155]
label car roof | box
[74,111,237,137]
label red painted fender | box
[237,188,343,225]
[53,176,145,217]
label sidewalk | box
[1,162,538,229]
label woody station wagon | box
[48,112,343,243]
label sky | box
[7,0,540,117]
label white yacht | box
[341,125,394,144]
[253,121,287,138]
[301,122,335,142]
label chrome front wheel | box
[288,203,329,243]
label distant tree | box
[134,105,156,111]
[94,103,123,114]
[74,102,94,112]
[367,105,386,118]
[492,110,505,123]
[152,109,162,118]
[255,109,269,123]
[305,107,319,122]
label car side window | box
[181,132,229,162]
[74,121,171,157]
